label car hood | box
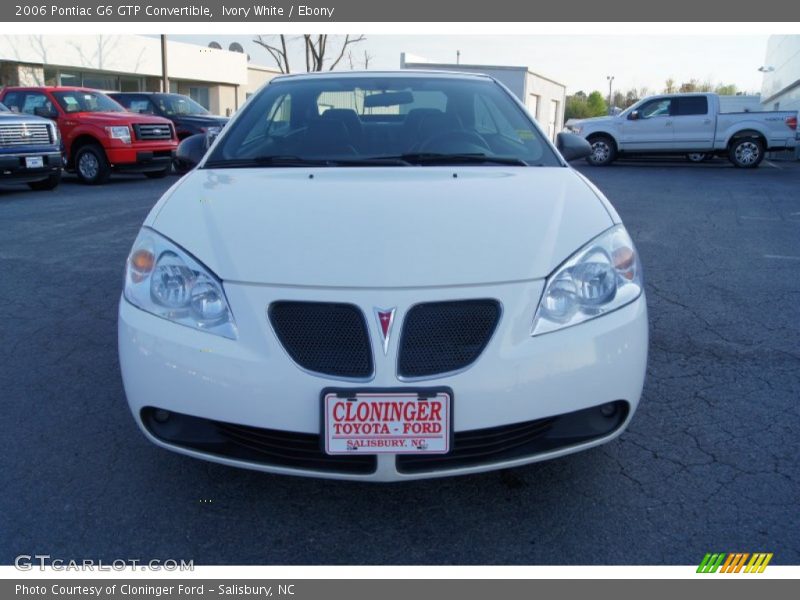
[571,116,616,128]
[0,112,52,124]
[173,115,229,127]
[72,112,173,126]
[149,167,613,287]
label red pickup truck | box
[0,86,178,184]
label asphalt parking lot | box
[2,160,799,565]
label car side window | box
[19,92,52,115]
[673,96,708,116]
[3,92,20,111]
[638,98,672,119]
[474,94,522,141]
[128,98,155,114]
[474,96,498,135]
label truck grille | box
[269,301,374,379]
[0,122,51,147]
[398,300,501,378]
[133,123,173,141]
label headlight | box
[123,228,237,339]
[105,126,131,144]
[569,126,582,134]
[532,225,642,336]
[49,122,60,144]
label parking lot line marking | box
[740,216,781,221]
[764,254,800,261]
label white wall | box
[761,35,800,113]
[525,72,566,139]
[0,35,248,86]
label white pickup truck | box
[567,92,798,168]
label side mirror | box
[34,106,58,120]
[628,110,639,121]
[556,132,592,162]
[175,133,210,173]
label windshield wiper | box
[372,153,530,166]
[204,155,412,168]
[204,155,330,168]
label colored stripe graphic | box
[697,553,726,573]
[744,553,773,573]
[697,552,772,573]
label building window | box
[81,73,119,91]
[59,70,80,86]
[189,86,210,110]
[43,67,58,86]
[119,77,141,92]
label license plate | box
[25,156,44,169]
[323,389,452,455]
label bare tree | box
[254,34,366,73]
[362,49,373,70]
[304,35,366,71]
[664,78,676,94]
[253,35,291,73]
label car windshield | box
[157,94,210,116]
[53,90,124,113]
[0,101,9,112]
[206,75,561,167]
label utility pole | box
[161,34,169,93]
[606,75,615,114]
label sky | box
[172,34,771,96]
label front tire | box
[75,144,111,184]
[586,135,617,166]
[27,172,62,191]
[729,137,764,169]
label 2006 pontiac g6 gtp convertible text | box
[118,71,648,481]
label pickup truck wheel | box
[27,172,62,191]
[729,138,764,169]
[586,136,616,166]
[144,167,170,179]
[75,144,111,184]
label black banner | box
[3,0,799,22]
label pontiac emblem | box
[374,307,396,356]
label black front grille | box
[133,123,173,140]
[397,417,556,473]
[396,401,630,474]
[142,408,376,475]
[269,301,373,379]
[215,422,376,474]
[398,300,500,378]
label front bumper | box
[119,280,648,481]
[0,150,62,183]
[106,145,176,172]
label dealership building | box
[401,53,567,140]
[0,35,279,116]
[761,35,800,158]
